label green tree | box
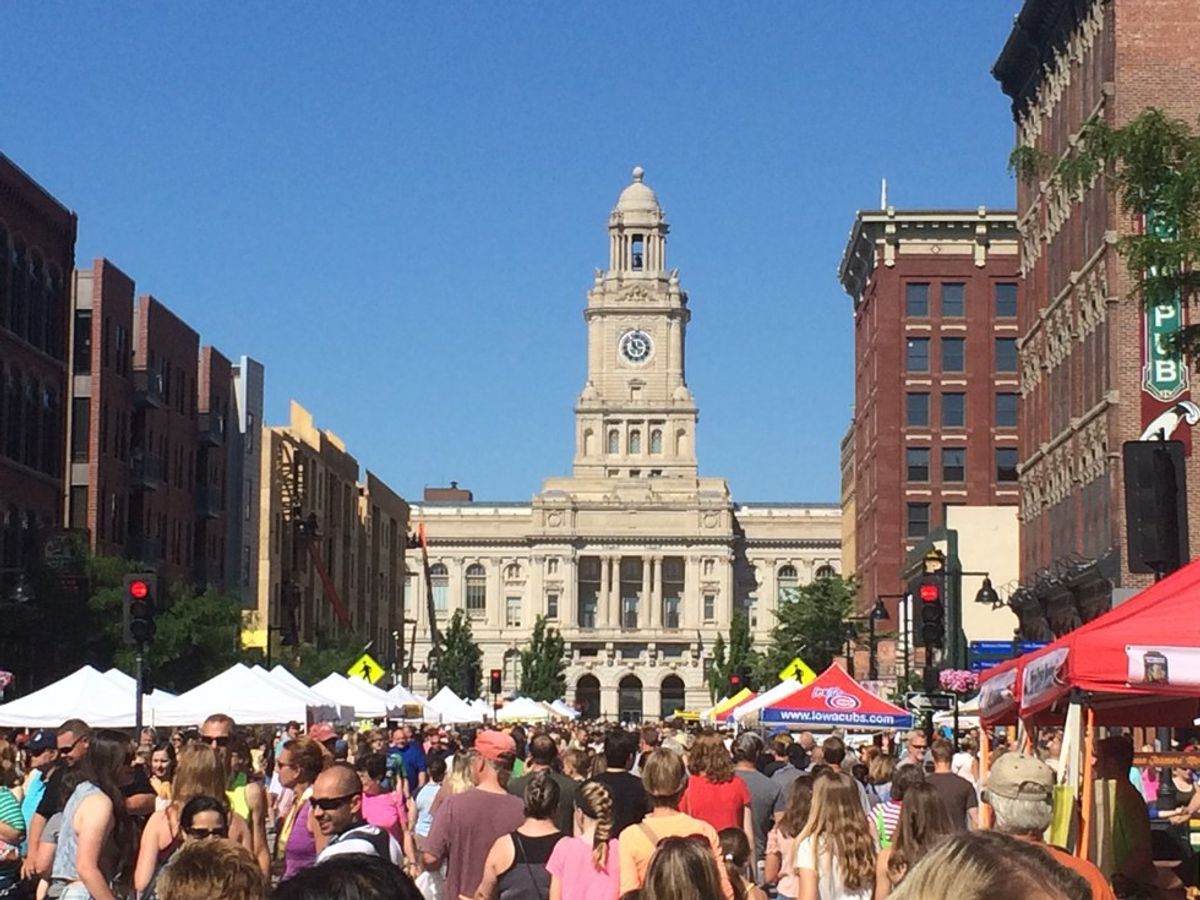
[758,576,855,682]
[1012,108,1200,355]
[707,633,726,700]
[277,629,370,685]
[433,609,482,698]
[708,611,760,698]
[519,615,566,701]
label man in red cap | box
[422,730,523,900]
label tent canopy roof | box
[754,665,914,729]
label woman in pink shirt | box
[356,753,413,847]
[547,781,620,899]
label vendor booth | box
[751,664,913,729]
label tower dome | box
[615,166,660,214]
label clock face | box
[619,329,654,364]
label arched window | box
[504,563,521,580]
[5,368,21,459]
[466,563,487,616]
[583,428,595,456]
[28,251,44,352]
[628,429,641,454]
[607,429,620,454]
[22,376,38,468]
[660,674,686,720]
[815,564,837,579]
[429,563,449,612]
[576,674,600,719]
[618,674,643,723]
[777,565,799,604]
[650,429,663,454]
[11,243,26,341]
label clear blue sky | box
[3,2,1023,503]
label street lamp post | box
[846,599,891,682]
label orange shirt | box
[1016,836,1117,900]
[617,810,734,899]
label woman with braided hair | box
[547,780,620,899]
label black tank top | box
[497,830,564,900]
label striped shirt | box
[0,786,24,868]
[870,800,901,848]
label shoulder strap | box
[638,821,658,846]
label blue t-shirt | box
[19,773,47,854]
[398,743,427,794]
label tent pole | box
[1078,706,1096,859]
[979,727,992,829]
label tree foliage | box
[1011,108,1200,356]
[519,615,567,702]
[758,576,856,682]
[275,629,371,686]
[433,609,482,699]
[708,611,760,697]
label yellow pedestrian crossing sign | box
[779,657,817,685]
[348,653,385,684]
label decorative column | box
[643,556,655,629]
[652,554,664,628]
[600,556,611,628]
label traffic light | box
[123,573,158,646]
[912,575,945,650]
[728,673,742,693]
[489,668,502,695]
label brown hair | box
[686,731,734,784]
[930,738,954,765]
[642,748,687,807]
[0,740,19,789]
[798,772,876,892]
[886,782,955,886]
[577,780,615,870]
[640,835,724,900]
[868,754,895,786]
[281,736,328,783]
[562,747,592,780]
[173,744,229,810]
[157,837,265,900]
[778,773,814,839]
[718,827,753,900]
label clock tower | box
[573,167,698,480]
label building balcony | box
[196,484,222,519]
[132,369,165,409]
[130,452,164,491]
[126,534,163,566]
[197,411,225,447]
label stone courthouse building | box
[405,169,840,720]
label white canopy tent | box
[385,683,435,718]
[100,668,176,717]
[426,687,484,724]
[311,673,402,720]
[496,696,552,722]
[260,667,355,722]
[548,699,579,719]
[0,666,144,728]
[469,699,493,721]
[730,678,801,722]
[933,692,980,729]
[153,664,338,726]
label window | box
[628,429,641,454]
[941,338,965,373]
[815,565,836,579]
[942,393,965,427]
[650,429,663,454]
[995,282,1018,318]
[907,503,930,538]
[905,283,930,317]
[906,393,930,427]
[631,234,644,270]
[505,596,522,627]
[662,596,680,629]
[619,557,642,629]
[662,557,684,629]
[777,565,799,604]
[995,338,1018,372]
[546,592,559,620]
[906,337,930,372]
[577,557,600,628]
[996,392,1018,428]
[465,564,486,616]
[906,447,929,482]
[703,593,716,622]
[996,447,1019,482]
[941,282,965,317]
[73,310,92,374]
[942,447,966,482]
[607,430,619,454]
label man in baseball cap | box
[19,730,57,853]
[422,730,523,900]
[986,753,1116,900]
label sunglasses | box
[57,737,86,756]
[185,827,227,840]
[203,735,231,748]
[311,793,358,812]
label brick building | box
[0,155,76,596]
[839,209,1021,624]
[994,0,1200,630]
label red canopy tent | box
[757,664,914,729]
[979,556,1200,727]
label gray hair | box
[989,793,1052,837]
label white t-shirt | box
[794,835,873,900]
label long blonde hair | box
[576,781,614,871]
[798,772,876,892]
[173,744,228,809]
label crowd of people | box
[0,715,1190,899]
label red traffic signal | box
[129,579,150,600]
[729,673,741,688]
[489,669,502,694]
[918,582,940,602]
[123,573,158,646]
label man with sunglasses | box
[21,719,90,881]
[312,763,405,868]
[200,713,271,878]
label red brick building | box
[839,209,1021,617]
[195,345,231,586]
[994,0,1200,622]
[0,154,76,595]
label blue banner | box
[759,708,914,729]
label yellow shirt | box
[616,810,733,899]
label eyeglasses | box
[184,827,228,840]
[911,743,928,751]
[310,793,358,812]
[203,735,231,748]
[57,737,86,756]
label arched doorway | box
[618,674,643,723]
[660,674,685,720]
[575,674,600,720]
